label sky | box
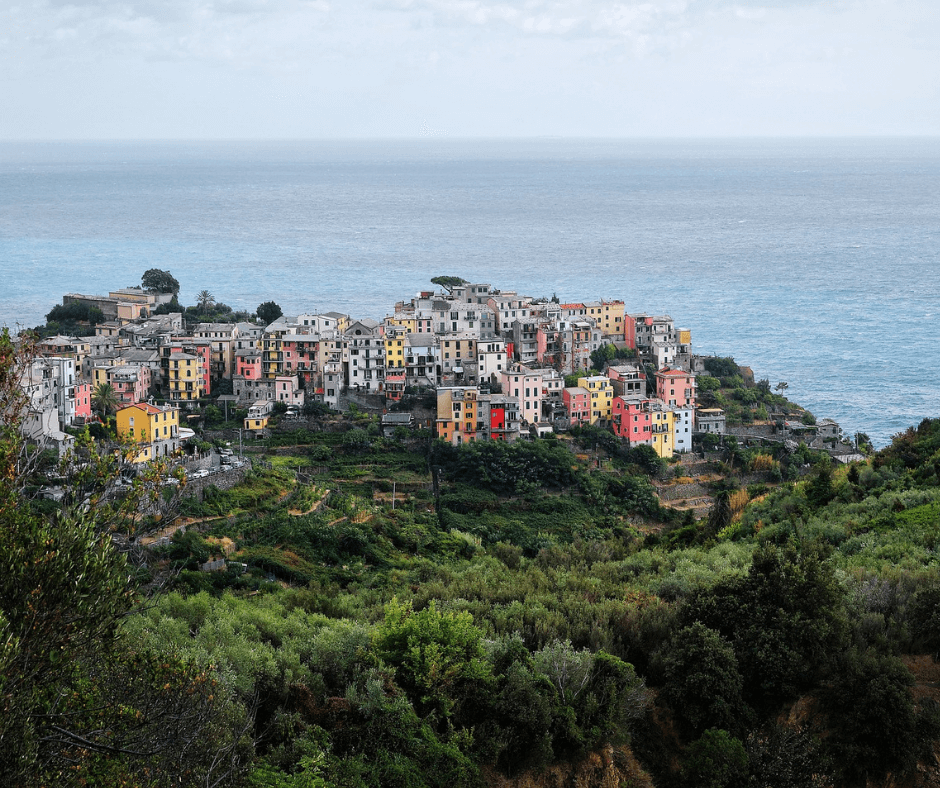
[2,0,939,138]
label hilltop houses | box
[20,277,856,466]
[21,280,697,455]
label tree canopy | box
[91,382,119,418]
[195,290,216,312]
[45,301,104,326]
[141,269,180,295]
[431,276,468,291]
[256,300,283,325]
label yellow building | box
[436,387,480,444]
[649,403,676,459]
[261,335,284,379]
[167,352,202,402]
[587,300,625,338]
[384,330,406,371]
[116,402,180,463]
[386,315,416,334]
[244,400,273,432]
[578,375,614,425]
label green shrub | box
[820,649,938,784]
[659,623,748,737]
[682,729,748,788]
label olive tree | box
[141,268,180,295]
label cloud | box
[377,0,699,51]
[11,0,332,67]
[9,0,901,73]
[2,0,937,137]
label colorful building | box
[436,387,481,444]
[93,363,152,406]
[612,397,653,445]
[649,402,675,458]
[578,375,614,425]
[478,394,521,441]
[165,352,202,403]
[161,340,210,401]
[385,368,406,401]
[384,329,407,374]
[655,367,696,409]
[563,386,591,426]
[440,335,477,385]
[74,382,92,422]
[501,367,544,425]
[235,349,263,379]
[244,400,273,431]
[116,402,181,463]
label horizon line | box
[2,134,940,144]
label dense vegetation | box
[6,326,940,785]
[129,418,940,786]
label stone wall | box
[182,464,250,501]
[185,453,215,472]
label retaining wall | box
[182,464,250,501]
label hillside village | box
[11,275,940,788]
[21,274,863,466]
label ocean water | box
[1,138,938,447]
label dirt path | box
[289,488,330,516]
[138,514,220,546]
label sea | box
[1,138,938,448]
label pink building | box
[282,339,298,372]
[74,382,92,421]
[93,364,152,406]
[563,386,590,426]
[655,367,696,408]
[273,376,304,406]
[624,314,647,349]
[501,368,542,425]
[236,350,263,379]
[111,365,152,405]
[294,336,322,386]
[536,324,554,366]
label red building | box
[612,397,653,446]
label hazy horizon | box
[4,0,938,140]
[4,134,940,142]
